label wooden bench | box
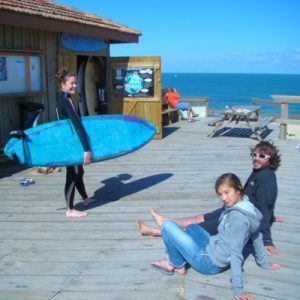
[161,91,179,126]
[250,115,275,140]
[208,114,274,140]
[255,116,275,128]
[208,115,225,126]
[162,107,178,115]
[162,104,179,126]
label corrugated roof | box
[0,0,141,36]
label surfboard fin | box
[9,130,26,139]
[9,130,30,165]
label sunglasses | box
[250,152,270,160]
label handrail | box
[272,95,300,104]
[252,98,280,106]
[271,95,300,139]
[251,96,300,139]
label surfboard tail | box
[4,137,27,165]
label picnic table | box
[208,105,274,140]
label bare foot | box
[150,209,167,226]
[82,197,97,206]
[274,215,285,222]
[151,259,174,273]
[196,214,205,223]
[66,209,88,218]
[174,267,186,275]
[136,220,161,237]
[151,259,186,275]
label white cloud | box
[293,55,300,62]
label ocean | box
[162,73,300,116]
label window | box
[0,53,43,95]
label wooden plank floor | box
[0,118,299,300]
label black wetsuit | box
[201,166,278,247]
[56,91,90,209]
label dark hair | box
[215,173,244,195]
[56,67,76,86]
[251,141,281,171]
[166,87,174,92]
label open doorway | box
[77,55,108,115]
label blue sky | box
[56,0,300,74]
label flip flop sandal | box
[19,178,35,186]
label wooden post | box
[280,102,288,139]
[272,95,300,140]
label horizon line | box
[162,72,300,75]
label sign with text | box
[113,66,154,97]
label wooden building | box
[0,0,163,157]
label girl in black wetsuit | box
[56,68,95,218]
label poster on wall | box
[0,54,41,94]
[30,56,41,91]
[0,56,26,93]
[113,66,154,97]
[15,58,25,78]
[0,57,7,81]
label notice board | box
[0,53,42,95]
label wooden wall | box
[109,56,162,139]
[0,24,161,154]
[0,24,59,149]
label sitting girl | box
[150,173,280,300]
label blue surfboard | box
[4,115,156,167]
[61,33,107,52]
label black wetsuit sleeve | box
[57,94,90,152]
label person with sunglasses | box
[243,141,281,254]
[137,141,282,255]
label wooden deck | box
[0,118,299,300]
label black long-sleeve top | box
[56,91,90,152]
[244,167,277,246]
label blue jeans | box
[161,221,225,275]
